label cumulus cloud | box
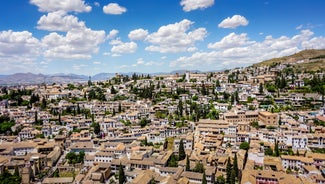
[109,39,137,54]
[132,58,163,67]
[128,29,149,40]
[0,30,40,62]
[36,8,106,60]
[208,33,254,49]
[37,11,85,32]
[170,29,325,69]
[218,15,249,29]
[145,19,207,53]
[103,3,127,15]
[107,29,119,39]
[42,28,106,59]
[180,0,214,12]
[30,0,91,13]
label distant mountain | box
[169,70,201,75]
[0,73,88,85]
[92,73,116,80]
[0,70,210,85]
[0,75,9,79]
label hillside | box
[254,49,325,71]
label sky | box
[0,0,324,75]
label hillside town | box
[0,63,325,184]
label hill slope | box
[254,49,325,71]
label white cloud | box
[118,65,129,69]
[30,0,91,13]
[94,2,100,7]
[218,15,249,29]
[111,53,121,57]
[93,61,101,65]
[170,29,325,69]
[109,39,137,54]
[180,0,214,12]
[103,3,127,15]
[128,29,149,40]
[296,24,303,30]
[42,27,106,59]
[302,37,325,49]
[145,19,207,53]
[187,47,197,52]
[132,58,163,67]
[72,64,87,70]
[107,29,119,39]
[208,32,254,49]
[144,61,164,66]
[0,30,40,62]
[136,58,144,65]
[37,11,85,32]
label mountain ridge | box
[254,49,325,67]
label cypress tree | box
[202,170,207,184]
[226,157,232,184]
[186,155,190,171]
[233,153,238,177]
[243,150,248,169]
[230,168,236,184]
[163,138,168,150]
[14,165,19,176]
[77,104,80,114]
[275,140,280,157]
[119,163,126,184]
[34,111,38,124]
[118,102,122,113]
[179,139,186,160]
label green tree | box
[216,175,226,184]
[14,165,19,177]
[274,140,280,157]
[202,170,207,184]
[118,163,126,184]
[118,102,122,113]
[167,154,178,167]
[243,150,248,169]
[226,157,232,184]
[140,118,150,128]
[178,100,183,117]
[239,142,250,150]
[163,138,168,150]
[193,162,204,173]
[0,115,15,134]
[88,76,92,87]
[259,83,264,94]
[41,98,47,109]
[92,122,100,135]
[179,139,186,160]
[111,86,117,94]
[232,153,238,178]
[230,168,236,184]
[186,155,190,171]
[264,147,273,156]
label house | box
[258,111,278,126]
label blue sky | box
[0,0,324,75]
